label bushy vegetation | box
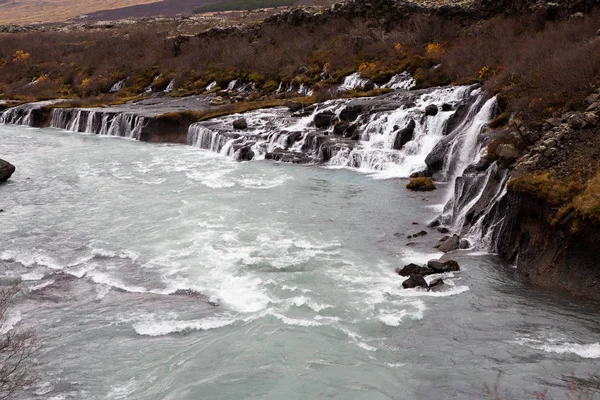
[0,8,598,121]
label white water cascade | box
[50,108,147,139]
[188,84,489,178]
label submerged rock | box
[402,274,429,289]
[0,159,15,182]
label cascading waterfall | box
[49,108,147,139]
[339,73,373,91]
[187,85,490,179]
[0,100,62,126]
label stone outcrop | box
[0,159,15,182]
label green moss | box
[507,173,583,206]
[406,177,436,191]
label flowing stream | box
[1,124,599,399]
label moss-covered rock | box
[406,177,436,191]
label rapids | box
[1,125,599,399]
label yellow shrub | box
[426,43,444,59]
[478,66,492,80]
[12,50,30,64]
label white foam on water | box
[269,312,324,327]
[87,272,147,294]
[512,337,600,359]
[281,285,313,294]
[29,280,55,292]
[237,174,291,189]
[401,248,444,266]
[95,284,112,300]
[280,296,335,313]
[21,272,45,281]
[339,326,378,352]
[376,300,427,327]
[0,310,21,334]
[1,250,63,270]
[133,316,239,336]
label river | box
[1,124,599,399]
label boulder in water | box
[441,103,453,112]
[395,263,433,277]
[339,105,362,122]
[406,177,436,191]
[285,101,303,112]
[428,278,445,291]
[459,239,470,249]
[233,118,248,130]
[393,119,416,150]
[0,159,15,183]
[314,111,336,129]
[402,274,429,289]
[235,145,254,161]
[425,104,439,116]
[427,259,460,273]
[435,235,460,253]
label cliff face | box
[495,192,600,299]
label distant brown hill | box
[0,0,168,24]
[80,0,220,22]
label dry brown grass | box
[572,172,600,224]
[0,0,163,24]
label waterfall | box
[49,108,146,140]
[164,80,175,94]
[109,79,127,93]
[187,125,233,153]
[383,72,416,91]
[187,85,486,175]
[206,81,217,91]
[339,73,373,91]
[227,80,238,91]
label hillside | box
[0,0,163,24]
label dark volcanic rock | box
[395,263,433,277]
[441,103,453,112]
[402,274,429,289]
[425,104,439,116]
[339,105,363,122]
[233,118,248,130]
[314,111,336,129]
[0,159,15,182]
[428,278,445,291]
[435,234,460,253]
[427,259,460,273]
[393,119,416,150]
[234,145,254,161]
